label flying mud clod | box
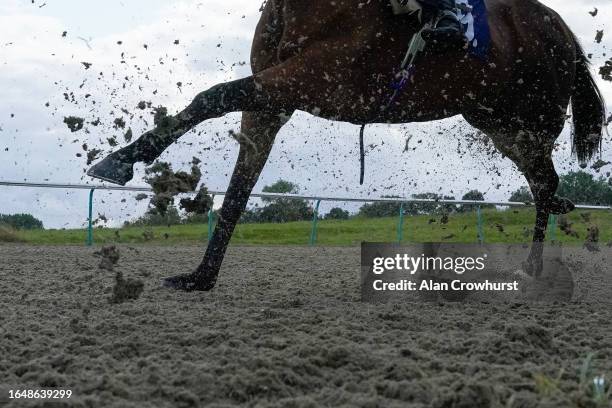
[584,225,600,252]
[179,186,213,215]
[94,245,120,271]
[143,159,211,217]
[64,116,84,133]
[109,271,144,304]
[601,58,612,81]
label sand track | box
[0,245,610,407]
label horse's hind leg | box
[489,132,575,276]
[522,156,560,275]
[162,112,286,291]
[522,152,576,274]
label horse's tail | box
[570,34,606,165]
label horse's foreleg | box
[87,76,277,185]
[162,112,285,291]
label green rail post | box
[207,195,216,241]
[87,188,95,246]
[548,214,557,243]
[477,205,484,244]
[309,200,321,246]
[397,203,405,244]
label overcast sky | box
[0,0,610,229]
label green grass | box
[6,208,611,246]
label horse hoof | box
[87,153,135,186]
[522,257,543,278]
[161,273,215,292]
[550,197,575,215]
[511,268,534,282]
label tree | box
[357,193,457,218]
[0,213,43,230]
[459,190,488,212]
[240,208,263,224]
[262,180,299,200]
[241,180,313,223]
[509,186,533,203]
[325,207,350,220]
[357,196,403,218]
[127,206,182,226]
[557,171,612,206]
[462,190,485,201]
[508,172,612,206]
[404,193,457,215]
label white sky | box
[0,0,611,228]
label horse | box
[88,0,606,291]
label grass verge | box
[4,208,611,246]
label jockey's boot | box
[420,0,466,49]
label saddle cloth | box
[389,0,491,59]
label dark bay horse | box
[88,0,606,291]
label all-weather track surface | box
[0,245,610,407]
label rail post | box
[548,214,557,243]
[87,188,95,246]
[309,199,321,246]
[207,195,215,241]
[397,203,405,244]
[477,205,484,244]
